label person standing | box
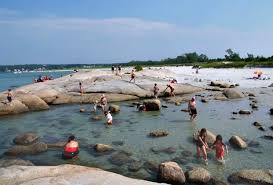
[100,94,107,112]
[6,89,13,103]
[79,82,83,95]
[105,111,113,125]
[153,83,159,99]
[164,84,175,96]
[196,128,209,165]
[118,65,121,73]
[188,97,197,121]
[111,66,115,73]
[129,69,136,83]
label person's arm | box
[224,144,228,154]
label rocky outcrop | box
[149,130,169,138]
[13,132,39,145]
[223,89,244,99]
[239,110,251,114]
[229,135,247,149]
[143,99,161,111]
[158,161,186,184]
[210,81,234,88]
[109,104,120,113]
[0,100,29,116]
[0,159,34,167]
[193,129,216,144]
[228,169,273,185]
[94,144,113,153]
[186,167,212,184]
[0,164,167,185]
[4,142,48,156]
[17,94,49,111]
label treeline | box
[1,49,273,72]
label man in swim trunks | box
[153,83,159,99]
[129,70,135,83]
[188,97,197,120]
[63,135,79,159]
[6,89,12,103]
[165,84,175,96]
[100,94,107,112]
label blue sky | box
[0,0,273,64]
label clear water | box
[0,70,272,182]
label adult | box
[129,70,136,83]
[164,84,175,96]
[63,135,79,159]
[111,66,115,73]
[118,65,121,73]
[100,94,108,112]
[188,97,197,120]
[153,83,159,99]
[79,82,83,95]
[6,89,13,103]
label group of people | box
[111,65,122,75]
[34,75,54,83]
[197,128,228,165]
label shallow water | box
[0,93,272,182]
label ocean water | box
[0,68,272,183]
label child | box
[211,135,228,163]
[105,111,112,125]
[196,128,209,165]
[6,89,13,103]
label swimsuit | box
[215,143,225,159]
[63,146,79,159]
[7,96,12,102]
[197,136,205,147]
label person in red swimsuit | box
[211,135,228,162]
[63,135,79,159]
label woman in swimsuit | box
[63,135,79,159]
[100,94,107,112]
[188,97,197,121]
[196,128,209,165]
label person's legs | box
[201,145,208,161]
[196,146,201,158]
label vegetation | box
[0,49,272,72]
[134,65,143,71]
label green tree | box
[224,48,241,61]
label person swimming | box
[211,135,228,164]
[196,128,209,165]
[63,135,79,159]
[188,97,197,121]
[105,111,113,125]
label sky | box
[0,0,273,65]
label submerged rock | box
[109,104,120,113]
[158,161,185,184]
[223,89,244,99]
[5,142,48,156]
[94,144,113,153]
[13,132,39,145]
[186,167,212,184]
[109,151,133,166]
[143,99,161,111]
[228,169,273,185]
[149,130,169,138]
[239,110,251,114]
[229,135,247,149]
[0,159,34,167]
[144,161,159,174]
[150,146,176,154]
[128,161,143,172]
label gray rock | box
[239,110,251,114]
[223,89,244,99]
[228,169,273,185]
[186,167,212,184]
[143,99,161,111]
[158,161,186,184]
[0,159,34,167]
[109,151,133,166]
[94,144,113,153]
[149,130,169,138]
[128,161,142,172]
[5,142,48,156]
[109,104,120,113]
[229,135,247,149]
[13,133,39,145]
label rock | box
[210,81,233,88]
[249,97,255,100]
[109,104,120,113]
[186,167,212,184]
[162,105,168,108]
[143,99,161,111]
[228,169,273,185]
[94,144,113,153]
[270,108,273,115]
[128,161,142,172]
[17,94,49,111]
[109,151,133,166]
[262,135,273,140]
[149,130,169,138]
[270,126,273,131]
[144,161,159,174]
[248,93,255,97]
[13,132,39,145]
[5,142,48,156]
[214,93,228,101]
[253,121,262,127]
[239,110,251,114]
[181,109,189,112]
[151,147,176,154]
[251,104,258,109]
[0,100,29,116]
[0,164,165,185]
[47,141,66,148]
[175,101,181,106]
[79,108,85,112]
[0,159,34,167]
[223,89,244,99]
[193,129,216,145]
[258,126,266,131]
[201,98,208,103]
[232,112,238,114]
[158,161,186,184]
[229,135,247,149]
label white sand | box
[164,66,273,88]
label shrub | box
[135,65,143,71]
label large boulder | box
[210,81,234,88]
[17,94,49,111]
[143,99,161,111]
[94,144,113,153]
[229,135,247,149]
[109,104,120,113]
[0,100,29,116]
[0,159,34,167]
[186,167,212,184]
[4,142,48,156]
[228,169,273,185]
[13,132,39,145]
[193,129,216,145]
[47,141,66,148]
[0,164,167,185]
[149,130,169,138]
[223,89,244,99]
[158,161,186,184]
